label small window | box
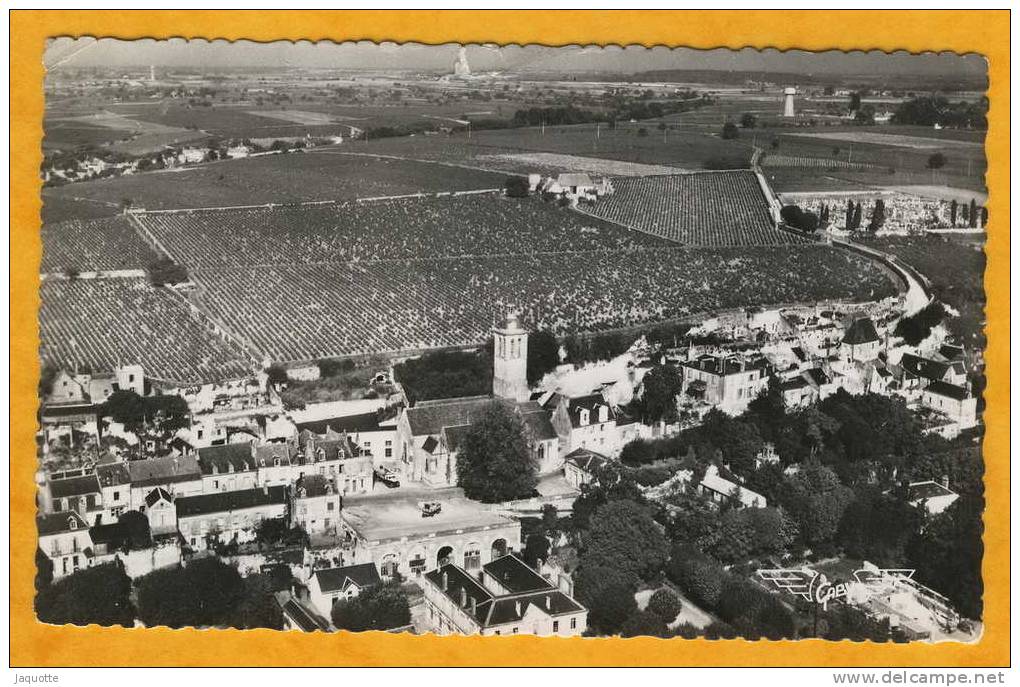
[327,501,335,511]
[553,621,559,632]
[113,490,120,502]
[570,618,577,629]
[512,627,519,634]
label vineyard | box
[136,195,672,268]
[192,246,897,361]
[581,172,803,247]
[41,216,162,274]
[39,278,253,383]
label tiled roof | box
[296,411,386,435]
[313,563,382,593]
[925,380,971,402]
[441,424,472,453]
[483,554,552,593]
[519,404,557,441]
[900,354,950,382]
[197,443,256,475]
[37,511,89,537]
[563,448,611,475]
[175,485,288,518]
[295,474,335,498]
[842,317,879,345]
[255,443,294,466]
[49,474,101,498]
[566,394,615,428]
[128,455,202,487]
[907,480,957,501]
[144,487,173,508]
[405,396,492,436]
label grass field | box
[42,151,508,214]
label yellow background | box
[10,9,1010,667]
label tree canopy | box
[456,400,538,503]
[35,561,135,627]
[330,581,411,632]
[582,499,669,581]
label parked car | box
[419,501,442,518]
[375,466,400,488]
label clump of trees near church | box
[456,400,538,503]
[331,581,411,632]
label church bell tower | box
[492,313,529,402]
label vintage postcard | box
[10,9,1010,670]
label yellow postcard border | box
[10,9,1010,667]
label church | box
[395,314,560,489]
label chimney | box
[441,571,449,591]
[514,601,522,616]
[940,474,950,490]
[459,587,467,608]
[471,597,477,615]
[544,596,550,610]
[262,485,269,496]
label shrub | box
[646,588,683,622]
[721,122,740,140]
[665,546,725,609]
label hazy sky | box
[45,38,986,78]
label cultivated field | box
[192,246,897,362]
[42,152,509,214]
[41,215,161,274]
[39,278,253,383]
[785,131,985,150]
[582,172,796,246]
[477,152,684,176]
[138,194,671,269]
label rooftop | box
[843,317,880,346]
[175,485,288,518]
[49,473,101,499]
[341,497,515,543]
[126,455,202,487]
[313,563,381,593]
[37,511,90,537]
[925,380,971,402]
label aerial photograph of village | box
[34,38,987,641]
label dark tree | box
[330,581,411,632]
[573,564,638,635]
[969,198,978,228]
[265,363,289,386]
[927,152,947,170]
[146,258,189,286]
[571,463,647,533]
[777,460,854,546]
[582,499,669,581]
[35,561,135,627]
[740,113,757,128]
[102,390,147,432]
[522,533,551,568]
[526,330,560,385]
[38,362,59,398]
[851,202,863,230]
[457,400,538,503]
[950,199,958,226]
[136,558,245,629]
[504,175,530,198]
[646,588,683,622]
[868,199,886,233]
[35,548,54,591]
[907,497,984,619]
[838,486,920,567]
[665,546,725,610]
[638,363,683,423]
[849,92,862,114]
[620,610,671,637]
[721,122,740,140]
[780,205,819,232]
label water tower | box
[782,87,797,118]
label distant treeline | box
[891,95,988,130]
[510,97,711,128]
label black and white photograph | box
[34,36,988,643]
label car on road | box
[375,466,401,488]
[418,501,442,518]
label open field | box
[42,152,508,213]
[42,215,161,274]
[47,111,208,156]
[191,246,897,362]
[251,109,362,124]
[138,194,671,269]
[582,171,799,247]
[477,152,683,176]
[784,130,984,150]
[39,278,253,383]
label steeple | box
[492,312,529,402]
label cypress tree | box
[969,198,978,228]
[950,199,958,226]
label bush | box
[331,581,411,632]
[665,546,725,609]
[646,588,683,622]
[573,564,639,635]
[504,175,530,198]
[619,609,670,637]
[721,122,740,140]
[35,561,135,627]
[780,205,819,232]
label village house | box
[562,447,612,490]
[296,431,372,494]
[898,353,968,391]
[681,353,771,415]
[38,401,100,449]
[675,465,768,509]
[307,563,382,618]
[290,474,342,537]
[422,554,588,637]
[919,381,979,432]
[197,442,261,493]
[42,469,105,526]
[841,317,882,362]
[176,485,289,551]
[37,511,94,579]
[295,410,399,466]
[547,392,622,456]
